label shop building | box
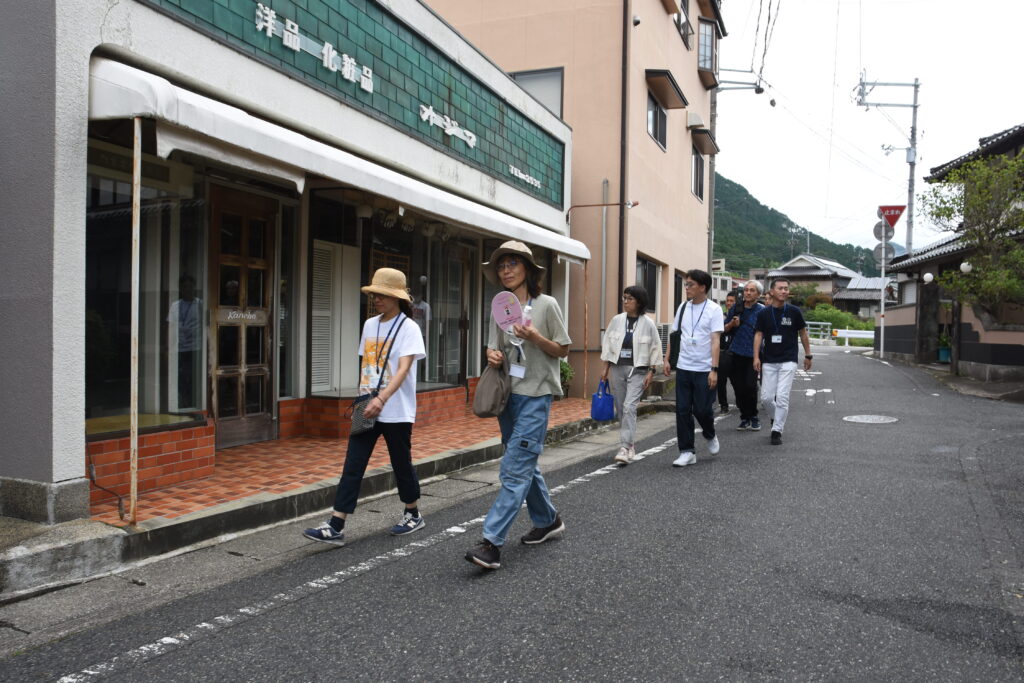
[0,0,588,523]
[424,0,725,388]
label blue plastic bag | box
[591,380,615,421]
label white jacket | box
[600,313,663,367]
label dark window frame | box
[510,67,565,118]
[635,256,659,313]
[647,92,668,150]
[692,145,705,200]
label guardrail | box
[832,328,875,346]
[806,321,832,341]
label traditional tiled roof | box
[926,123,1024,181]
[832,276,894,300]
[887,235,967,272]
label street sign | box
[873,220,894,242]
[873,242,895,268]
[878,205,906,229]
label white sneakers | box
[672,451,697,467]
[673,436,720,467]
[614,446,638,465]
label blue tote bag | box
[591,380,615,421]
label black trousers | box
[716,349,735,409]
[333,421,420,514]
[729,353,760,420]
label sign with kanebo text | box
[418,105,477,148]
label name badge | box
[685,336,698,346]
[771,334,783,344]
[620,349,633,359]
[509,363,526,378]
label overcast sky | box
[714,0,1024,254]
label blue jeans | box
[675,369,716,452]
[482,394,558,547]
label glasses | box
[684,281,698,288]
[496,258,522,271]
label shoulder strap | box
[674,302,687,332]
[374,315,407,391]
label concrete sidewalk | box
[0,401,673,603]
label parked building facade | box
[424,0,726,389]
[0,0,589,523]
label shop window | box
[647,93,668,149]
[636,257,660,313]
[277,205,297,398]
[85,139,205,436]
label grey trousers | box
[608,364,647,448]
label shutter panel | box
[311,243,336,393]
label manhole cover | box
[843,415,899,424]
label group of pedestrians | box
[301,244,812,573]
[303,240,570,572]
[602,270,812,468]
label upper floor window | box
[647,93,668,149]
[697,19,718,88]
[636,257,659,312]
[692,145,705,200]
[511,68,564,118]
[675,1,693,49]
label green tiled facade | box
[139,0,565,206]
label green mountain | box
[713,173,879,277]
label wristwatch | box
[805,355,813,360]
[710,366,719,371]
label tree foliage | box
[919,155,1024,310]
[804,304,873,331]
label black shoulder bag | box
[667,302,687,368]
[348,315,407,436]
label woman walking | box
[465,241,571,570]
[600,286,662,464]
[303,268,426,546]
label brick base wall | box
[87,419,215,504]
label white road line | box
[58,437,680,682]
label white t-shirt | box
[674,299,725,372]
[358,313,426,423]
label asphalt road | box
[3,349,1024,681]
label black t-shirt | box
[755,303,806,364]
[720,306,734,350]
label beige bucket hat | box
[361,267,412,302]
[482,240,545,285]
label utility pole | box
[856,73,920,252]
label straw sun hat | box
[361,268,412,302]
[482,240,545,286]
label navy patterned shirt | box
[726,302,765,358]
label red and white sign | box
[878,205,906,229]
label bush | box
[559,359,574,387]
[804,293,833,309]
[804,304,873,331]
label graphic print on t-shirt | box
[360,334,396,393]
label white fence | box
[806,321,832,341]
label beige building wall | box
[425,0,720,392]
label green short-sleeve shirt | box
[487,293,571,397]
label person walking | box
[465,241,571,571]
[600,286,662,465]
[663,269,724,467]
[716,290,738,415]
[303,268,426,546]
[753,278,813,446]
[724,281,766,431]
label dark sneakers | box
[465,540,501,570]
[770,431,783,445]
[520,516,565,545]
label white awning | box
[88,58,589,260]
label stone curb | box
[1,403,676,602]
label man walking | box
[664,269,724,466]
[716,290,737,415]
[753,279,813,446]
[724,281,766,431]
